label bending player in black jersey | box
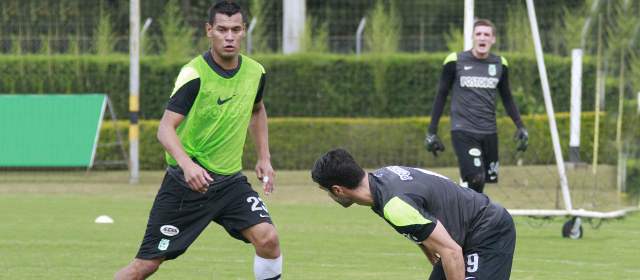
[425,19,528,193]
[311,148,516,280]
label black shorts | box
[451,130,499,183]
[429,205,516,280]
[135,169,272,260]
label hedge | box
[96,113,634,171]
[628,159,640,195]
[0,53,621,119]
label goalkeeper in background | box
[425,19,528,193]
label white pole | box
[247,17,257,54]
[580,0,601,48]
[140,18,152,57]
[282,0,305,54]
[615,51,625,193]
[593,15,603,174]
[525,0,572,211]
[463,0,474,50]
[569,49,583,163]
[356,17,366,55]
[129,0,140,184]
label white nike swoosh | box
[259,214,270,218]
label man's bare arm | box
[422,222,465,280]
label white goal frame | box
[501,0,640,219]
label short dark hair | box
[311,148,365,191]
[208,0,245,24]
[474,18,496,35]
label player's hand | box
[514,127,529,152]
[427,251,441,266]
[424,133,445,157]
[419,243,441,266]
[255,159,275,195]
[182,161,213,193]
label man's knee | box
[253,227,280,252]
[114,258,163,280]
[465,172,485,193]
[244,223,280,258]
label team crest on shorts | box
[158,238,170,251]
[488,64,496,76]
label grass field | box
[1,169,639,279]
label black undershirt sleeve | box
[428,61,456,135]
[166,78,200,115]
[254,73,265,104]
[497,67,524,129]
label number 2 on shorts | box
[247,196,269,212]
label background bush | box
[97,113,623,170]
[0,53,620,119]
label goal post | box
[524,0,573,212]
[507,1,640,236]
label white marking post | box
[95,215,114,224]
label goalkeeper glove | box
[424,133,445,157]
[514,127,529,152]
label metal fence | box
[1,0,597,55]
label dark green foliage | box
[622,111,640,195]
[159,0,196,60]
[95,7,116,55]
[97,114,619,170]
[628,159,640,195]
[365,0,400,53]
[0,53,620,119]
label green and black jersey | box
[428,51,523,135]
[369,166,506,247]
[165,51,266,175]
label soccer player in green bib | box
[115,2,281,279]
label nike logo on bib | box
[217,95,235,105]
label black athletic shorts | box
[429,205,516,280]
[135,167,272,260]
[451,130,499,183]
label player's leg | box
[244,223,282,280]
[214,174,282,280]
[243,222,281,258]
[482,133,500,184]
[114,258,163,280]
[451,131,486,193]
[115,172,218,280]
[464,206,516,279]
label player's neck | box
[211,50,239,70]
[471,49,490,59]
[352,177,374,206]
